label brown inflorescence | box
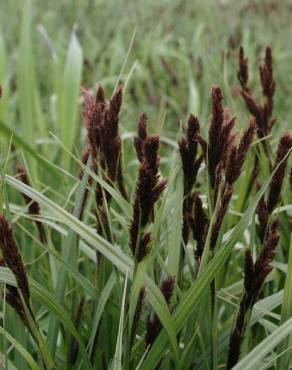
[267,132,292,212]
[101,87,123,182]
[227,224,279,368]
[256,181,269,243]
[188,193,209,262]
[237,46,249,92]
[134,113,148,163]
[210,184,233,250]
[205,86,237,194]
[130,119,167,262]
[227,221,280,369]
[0,214,30,304]
[225,117,256,185]
[178,114,204,245]
[238,46,276,142]
[82,84,126,195]
[145,276,175,348]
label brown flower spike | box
[0,214,30,304]
[130,118,167,262]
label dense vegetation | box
[0,1,291,369]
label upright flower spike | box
[188,193,209,263]
[135,136,167,227]
[82,84,124,184]
[178,114,202,194]
[267,132,292,212]
[239,46,276,141]
[206,86,237,191]
[209,118,255,250]
[101,86,123,182]
[256,181,269,243]
[227,221,279,369]
[82,85,105,158]
[129,118,167,262]
[208,86,224,189]
[237,46,249,92]
[178,114,203,244]
[260,46,275,101]
[0,214,30,304]
[82,84,128,241]
[225,117,256,185]
[145,276,175,348]
[134,113,148,163]
[210,184,233,250]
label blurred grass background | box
[1,0,292,150]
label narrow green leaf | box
[0,327,40,370]
[58,31,82,167]
[278,233,292,368]
[234,318,292,370]
[111,271,128,370]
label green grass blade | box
[233,318,292,370]
[58,31,82,168]
[278,233,292,368]
[111,270,128,370]
[0,327,41,370]
[88,271,117,357]
[0,268,93,370]
[47,156,91,356]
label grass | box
[0,0,291,369]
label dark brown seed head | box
[96,84,105,104]
[82,87,104,154]
[98,86,123,181]
[243,249,254,293]
[225,117,256,185]
[137,232,151,262]
[190,193,209,261]
[160,276,175,305]
[130,131,166,261]
[186,114,200,150]
[0,214,30,303]
[145,314,161,347]
[256,181,269,243]
[237,46,249,91]
[145,276,175,347]
[210,184,233,249]
[208,85,224,188]
[5,286,28,326]
[252,220,279,296]
[134,113,148,162]
[260,46,275,99]
[267,132,292,212]
[179,114,201,193]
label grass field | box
[0,1,291,369]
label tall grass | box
[0,1,292,369]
